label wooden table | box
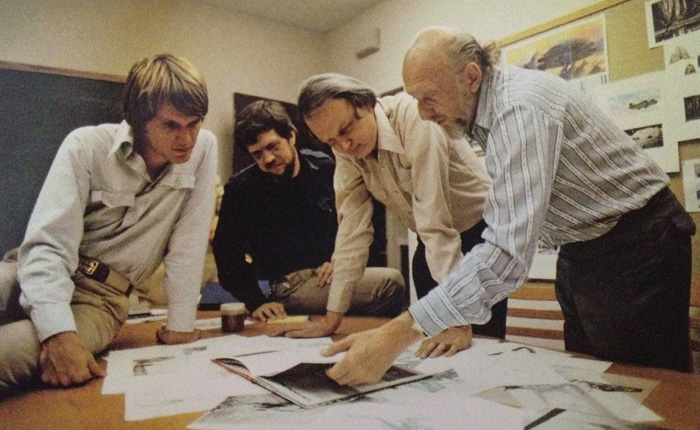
[1,314,699,430]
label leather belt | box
[77,255,133,296]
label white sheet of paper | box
[189,387,527,430]
[125,367,266,421]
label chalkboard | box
[0,64,125,254]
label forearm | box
[323,310,344,332]
[386,311,426,349]
[162,139,217,331]
[409,243,525,336]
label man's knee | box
[0,319,41,395]
[362,267,406,317]
[72,304,123,354]
[381,268,406,300]
[0,259,24,324]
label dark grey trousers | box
[556,187,696,372]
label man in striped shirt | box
[321,26,696,385]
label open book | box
[212,347,429,408]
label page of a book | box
[213,357,430,408]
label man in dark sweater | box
[213,100,405,322]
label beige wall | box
[0,0,612,179]
[3,0,696,285]
[325,0,609,93]
[0,0,326,179]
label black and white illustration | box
[646,0,700,47]
[593,71,680,172]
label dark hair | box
[122,54,208,135]
[234,100,297,148]
[297,73,377,120]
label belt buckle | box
[78,257,99,276]
[270,280,290,299]
[78,256,109,283]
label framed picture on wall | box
[502,14,609,93]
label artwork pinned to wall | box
[663,63,700,145]
[502,14,609,93]
[645,0,700,48]
[657,30,700,148]
[592,71,680,172]
[663,30,700,76]
[682,158,700,212]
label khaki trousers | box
[0,257,129,395]
[271,267,406,318]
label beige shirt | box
[327,92,491,313]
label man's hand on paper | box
[252,302,287,321]
[266,310,343,338]
[156,325,202,344]
[314,261,333,287]
[321,312,423,386]
[39,331,105,387]
[416,325,472,358]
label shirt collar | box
[300,150,322,172]
[108,120,136,159]
[472,66,501,144]
[109,120,172,181]
[374,99,406,155]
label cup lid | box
[220,302,246,313]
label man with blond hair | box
[0,54,217,394]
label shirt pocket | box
[92,190,135,208]
[85,190,136,230]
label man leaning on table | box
[272,73,505,359]
[0,54,217,394]
[213,100,405,323]
[321,26,696,386]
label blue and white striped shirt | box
[409,65,669,334]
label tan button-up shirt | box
[327,92,491,313]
